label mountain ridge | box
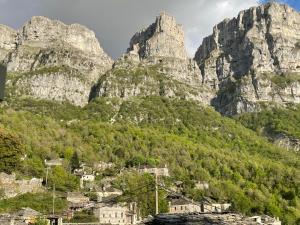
[195,2,300,115]
[0,3,300,224]
[1,2,300,116]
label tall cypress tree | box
[70,151,80,172]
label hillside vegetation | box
[237,104,300,140]
[0,97,299,224]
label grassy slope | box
[0,97,299,224]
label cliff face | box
[3,16,113,106]
[91,12,214,103]
[125,12,201,84]
[1,3,300,111]
[195,3,300,115]
[128,12,188,60]
[0,25,16,62]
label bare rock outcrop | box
[0,25,16,62]
[145,213,281,225]
[91,12,214,103]
[4,16,113,106]
[195,3,300,115]
[128,12,188,60]
[125,12,201,85]
[0,172,43,199]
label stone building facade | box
[93,202,139,225]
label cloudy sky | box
[0,0,298,58]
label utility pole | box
[45,167,49,187]
[155,172,158,215]
[98,205,101,224]
[52,184,55,215]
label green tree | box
[33,218,48,225]
[64,147,74,160]
[48,166,79,192]
[0,128,24,173]
[70,151,80,172]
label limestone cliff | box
[3,16,113,106]
[91,12,214,103]
[195,3,300,115]
[0,25,16,62]
[128,12,188,60]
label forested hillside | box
[0,97,299,224]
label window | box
[181,206,183,210]
[121,212,124,218]
[115,212,118,218]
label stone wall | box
[0,173,43,199]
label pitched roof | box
[67,192,88,199]
[14,208,41,217]
[170,198,196,206]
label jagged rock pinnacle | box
[127,11,188,60]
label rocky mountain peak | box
[5,15,114,76]
[3,16,113,106]
[127,11,188,60]
[18,16,111,62]
[91,12,213,103]
[194,2,300,115]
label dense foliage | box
[0,97,299,224]
[237,104,300,139]
[0,127,24,173]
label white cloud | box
[0,0,259,58]
[176,0,258,56]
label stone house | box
[94,161,115,171]
[93,202,140,225]
[248,215,281,225]
[0,213,27,225]
[201,198,231,213]
[44,159,63,167]
[95,186,123,202]
[13,207,41,224]
[168,198,201,214]
[81,174,95,182]
[168,197,231,214]
[47,215,63,225]
[138,165,169,177]
[194,181,209,190]
[74,163,94,176]
[80,174,95,188]
[203,203,231,213]
[67,192,90,211]
[0,173,43,199]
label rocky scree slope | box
[195,2,300,115]
[1,16,113,106]
[91,12,214,104]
